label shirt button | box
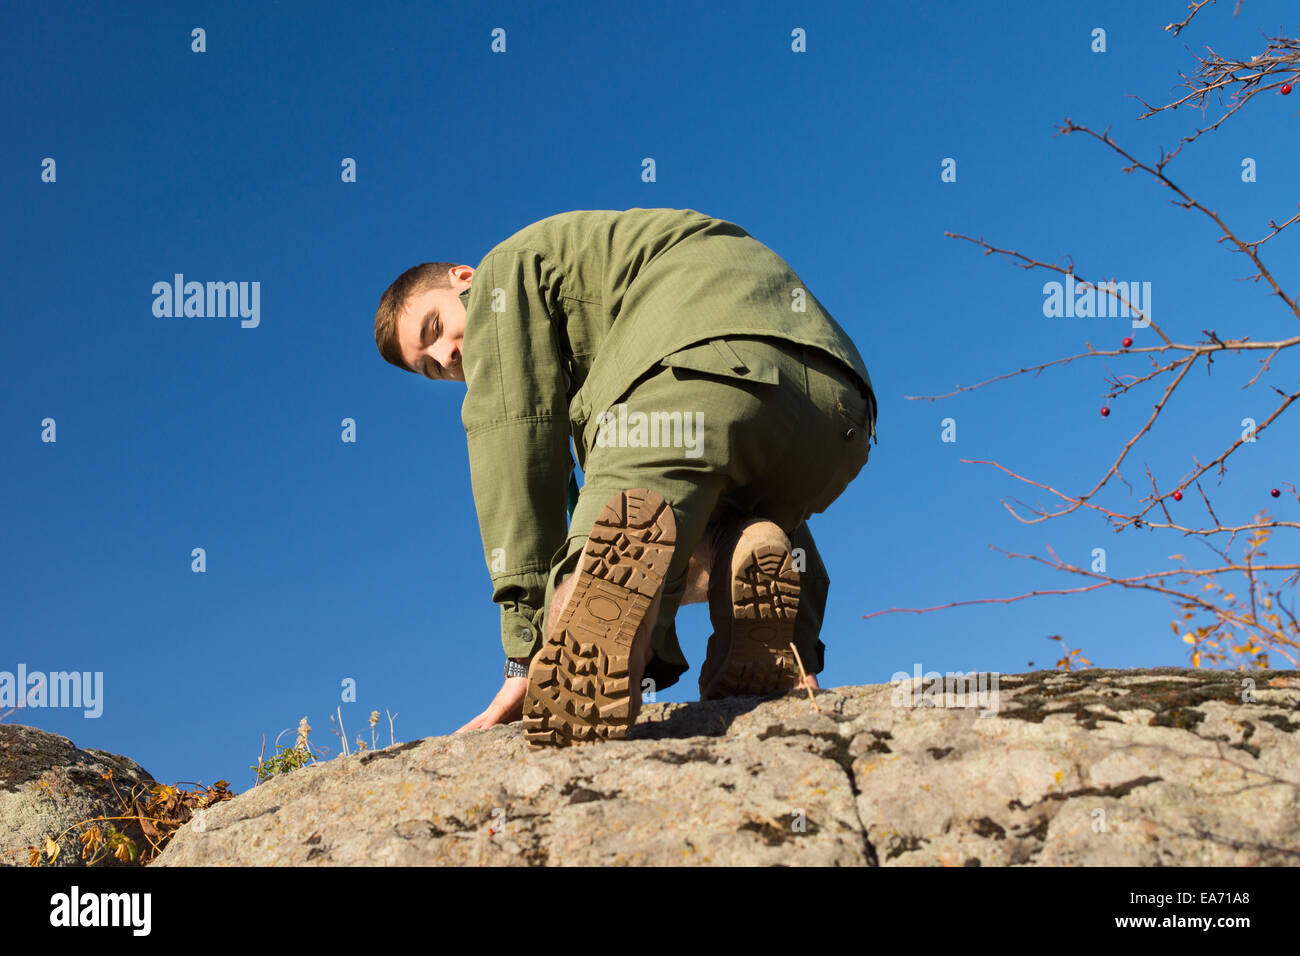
[843,427,857,440]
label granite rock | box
[0,723,157,867]
[150,668,1300,866]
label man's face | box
[396,265,474,382]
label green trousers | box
[543,335,875,693]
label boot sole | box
[523,489,676,747]
[702,544,802,700]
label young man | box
[374,207,877,747]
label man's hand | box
[455,675,529,733]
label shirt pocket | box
[659,337,781,386]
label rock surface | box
[0,723,157,866]
[148,668,1300,866]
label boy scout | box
[373,207,877,747]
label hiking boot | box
[523,489,676,747]
[698,518,803,700]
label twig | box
[1164,0,1221,36]
[254,733,266,787]
[0,676,46,723]
[788,643,821,712]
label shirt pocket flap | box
[660,338,780,385]
[568,386,591,435]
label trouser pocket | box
[659,337,782,386]
[836,388,871,436]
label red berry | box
[1172,490,1183,501]
[1271,488,1281,497]
[1282,84,1293,95]
[1122,337,1133,348]
[1100,406,1110,417]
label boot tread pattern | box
[706,543,803,700]
[524,490,676,747]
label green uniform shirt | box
[458,207,876,660]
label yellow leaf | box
[1168,554,1184,561]
[1265,597,1272,610]
[1183,634,1195,644]
[1170,622,1180,634]
[78,826,102,854]
[1224,593,1235,602]
[43,836,60,864]
[1191,651,1201,667]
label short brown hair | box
[373,262,463,372]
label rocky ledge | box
[7,668,1299,866]
[155,668,1300,866]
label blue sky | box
[3,1,1297,792]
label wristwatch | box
[504,658,530,679]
